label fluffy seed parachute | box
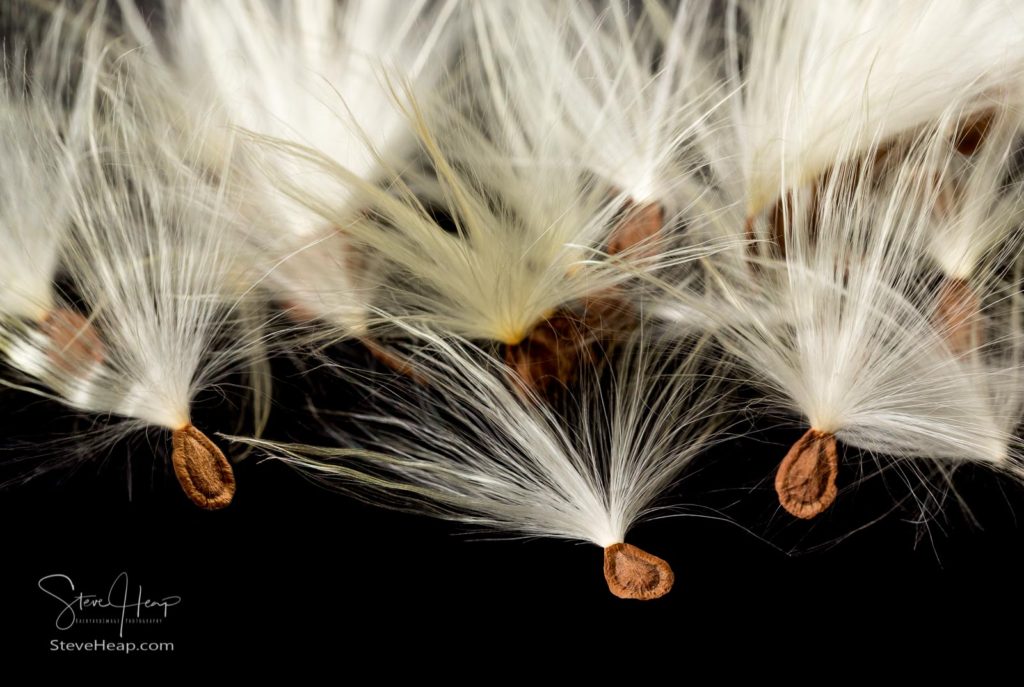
[261,63,733,393]
[728,0,1024,219]
[121,0,458,335]
[467,0,724,221]
[661,114,1024,520]
[2,26,271,508]
[231,326,731,600]
[0,7,98,366]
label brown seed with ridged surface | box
[603,542,674,600]
[172,424,235,510]
[775,428,838,519]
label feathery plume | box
[663,118,1024,519]
[232,327,730,600]
[123,0,458,334]
[3,32,270,508]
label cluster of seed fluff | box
[2,1,1023,600]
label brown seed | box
[935,277,981,356]
[280,299,319,324]
[171,424,235,510]
[40,308,105,371]
[504,311,595,396]
[775,428,839,519]
[603,543,674,600]
[565,197,659,354]
[744,214,761,264]
[608,201,664,257]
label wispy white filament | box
[234,327,729,548]
[469,0,723,213]
[0,8,91,324]
[124,0,458,333]
[728,0,1024,216]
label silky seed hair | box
[262,81,726,350]
[121,0,458,335]
[725,0,1024,219]
[0,6,96,329]
[467,0,724,218]
[664,116,1024,519]
[5,34,272,508]
[231,324,731,599]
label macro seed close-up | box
[2,0,1023,659]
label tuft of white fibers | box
[467,0,724,216]
[0,7,96,326]
[659,121,1024,519]
[3,42,272,509]
[123,0,458,333]
[727,0,1024,218]
[919,101,1024,358]
[230,325,732,599]
[924,102,1024,282]
[263,77,733,359]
